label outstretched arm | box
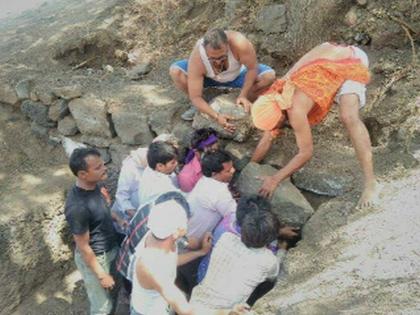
[259,98,313,198]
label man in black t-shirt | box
[65,148,119,315]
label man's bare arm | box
[251,131,275,163]
[73,232,115,289]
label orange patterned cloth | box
[252,57,370,130]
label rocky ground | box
[0,0,419,314]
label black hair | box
[147,141,178,170]
[236,195,272,227]
[241,210,279,249]
[69,147,101,177]
[203,28,228,49]
[201,149,233,177]
[191,128,217,152]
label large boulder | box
[0,83,18,105]
[57,116,79,136]
[21,100,56,128]
[256,4,287,34]
[68,95,112,138]
[192,93,252,142]
[237,162,314,226]
[48,99,70,122]
[112,111,154,145]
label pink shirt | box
[178,155,203,193]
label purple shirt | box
[178,155,202,193]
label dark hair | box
[69,148,101,176]
[236,195,272,227]
[203,28,228,49]
[241,210,279,248]
[201,149,232,177]
[191,128,217,152]
[147,141,178,170]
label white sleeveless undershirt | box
[197,38,243,83]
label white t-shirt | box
[131,231,178,315]
[139,167,179,208]
[190,233,282,309]
[187,176,237,242]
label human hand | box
[257,175,279,198]
[216,113,236,133]
[200,232,213,255]
[229,303,251,314]
[99,273,115,290]
[279,226,300,239]
[236,95,252,113]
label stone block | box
[21,100,56,127]
[58,116,79,136]
[112,111,153,145]
[237,162,314,226]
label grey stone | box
[52,85,82,100]
[30,90,39,102]
[15,79,34,100]
[48,99,69,121]
[97,148,111,164]
[68,95,112,138]
[292,168,354,197]
[30,121,49,138]
[148,105,181,135]
[172,121,194,148]
[57,116,79,136]
[237,162,314,226]
[192,93,252,142]
[0,83,18,105]
[256,4,287,34]
[109,143,132,167]
[21,100,56,127]
[38,90,56,105]
[127,63,152,80]
[80,135,113,148]
[112,111,153,145]
[225,0,246,20]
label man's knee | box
[258,71,276,88]
[169,66,186,82]
[339,94,362,128]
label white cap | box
[147,200,188,239]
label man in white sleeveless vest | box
[170,28,275,129]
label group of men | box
[65,28,380,315]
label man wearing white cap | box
[130,199,250,315]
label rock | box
[68,95,113,138]
[237,163,314,226]
[97,148,111,164]
[256,4,287,34]
[80,135,114,148]
[114,49,128,62]
[344,7,358,27]
[62,137,87,157]
[192,93,252,142]
[21,100,56,127]
[30,121,49,138]
[172,121,194,148]
[48,99,70,121]
[15,79,34,100]
[52,85,82,100]
[127,63,152,80]
[0,83,18,105]
[30,90,39,102]
[112,111,154,145]
[225,0,246,20]
[148,105,181,135]
[103,65,114,73]
[292,168,354,197]
[57,116,79,136]
[109,143,132,167]
[37,90,56,105]
[356,0,367,6]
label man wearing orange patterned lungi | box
[251,42,379,208]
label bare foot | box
[357,180,381,209]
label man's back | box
[191,233,279,309]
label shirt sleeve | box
[114,162,137,211]
[65,203,90,235]
[214,187,237,217]
[266,248,286,280]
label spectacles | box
[208,54,227,63]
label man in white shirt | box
[178,150,236,294]
[191,207,283,310]
[139,141,180,207]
